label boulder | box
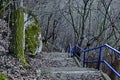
[24,12,42,56]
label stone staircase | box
[36,52,109,80]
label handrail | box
[69,44,120,78]
[84,44,105,52]
[105,44,120,55]
[103,60,120,78]
[75,46,85,52]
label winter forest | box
[0,0,120,80]
[26,0,120,50]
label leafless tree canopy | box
[24,0,120,50]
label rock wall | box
[0,19,10,55]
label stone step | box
[35,52,110,80]
[50,57,72,60]
[40,52,69,59]
[36,67,97,76]
[40,67,97,72]
[36,67,104,80]
[41,57,78,67]
[30,52,78,68]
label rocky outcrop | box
[0,19,10,55]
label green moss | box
[15,9,29,66]
[9,7,41,66]
[9,4,26,66]
[0,73,8,80]
[10,9,29,66]
[25,18,41,56]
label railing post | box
[72,46,76,56]
[98,47,102,70]
[83,51,86,67]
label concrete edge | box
[73,56,82,67]
[101,72,111,80]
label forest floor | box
[0,53,36,80]
[0,52,106,80]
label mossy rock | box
[0,73,8,80]
[24,12,42,56]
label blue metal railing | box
[69,44,120,78]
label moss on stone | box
[25,17,41,56]
[0,73,8,80]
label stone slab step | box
[40,52,69,59]
[37,67,97,73]
[36,67,104,80]
[36,67,98,75]
[36,67,97,77]
[41,58,77,67]
[50,57,72,60]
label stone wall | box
[0,19,10,55]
